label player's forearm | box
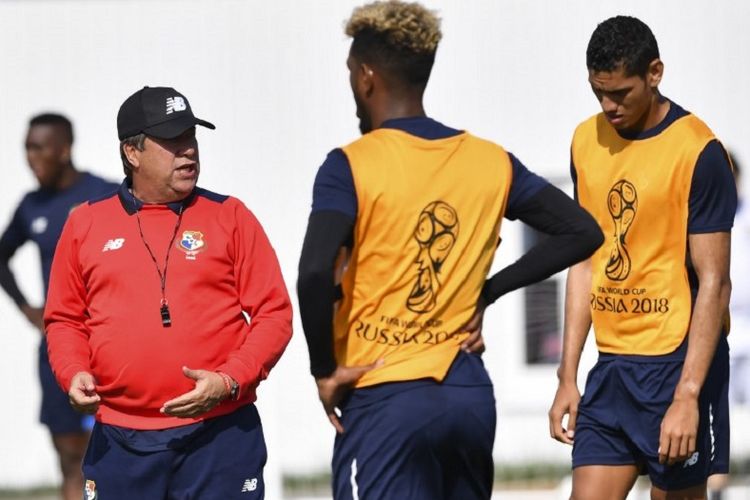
[482,185,603,304]
[674,274,730,400]
[0,258,29,308]
[676,231,732,400]
[298,267,338,378]
[557,260,593,384]
[297,211,354,378]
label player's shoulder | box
[78,172,120,192]
[573,112,602,138]
[81,171,115,184]
[88,190,119,206]
[14,189,40,209]
[672,109,716,142]
[339,133,393,168]
[460,130,509,155]
[341,131,379,153]
[320,147,349,165]
[314,148,352,184]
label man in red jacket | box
[44,86,292,499]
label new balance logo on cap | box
[241,478,258,492]
[117,86,215,140]
[166,96,187,115]
[102,238,125,252]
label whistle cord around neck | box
[134,205,184,327]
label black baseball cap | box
[117,86,215,140]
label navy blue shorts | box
[332,357,496,500]
[39,340,94,434]
[573,336,729,491]
[82,404,266,499]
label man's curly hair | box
[587,16,659,77]
[345,1,442,88]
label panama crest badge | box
[177,230,206,260]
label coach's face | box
[128,127,200,203]
[25,124,71,189]
[588,59,663,133]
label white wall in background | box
[0,0,748,490]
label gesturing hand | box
[161,366,229,418]
[316,360,383,434]
[68,371,100,414]
[548,381,580,445]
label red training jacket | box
[44,185,292,430]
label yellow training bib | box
[572,112,716,354]
[337,128,512,386]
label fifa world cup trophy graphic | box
[407,201,459,313]
[605,179,637,281]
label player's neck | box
[372,100,426,130]
[637,94,670,133]
[54,165,80,191]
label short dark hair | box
[29,113,74,144]
[346,1,441,89]
[119,133,146,179]
[586,16,660,77]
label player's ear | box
[646,58,663,89]
[359,62,375,98]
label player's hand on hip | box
[161,366,228,418]
[21,305,45,334]
[460,297,488,354]
[68,371,100,414]
[548,381,580,445]
[316,360,384,434]
[658,397,699,465]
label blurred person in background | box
[727,156,750,407]
[0,113,117,500]
[708,154,750,500]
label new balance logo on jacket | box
[102,238,125,252]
